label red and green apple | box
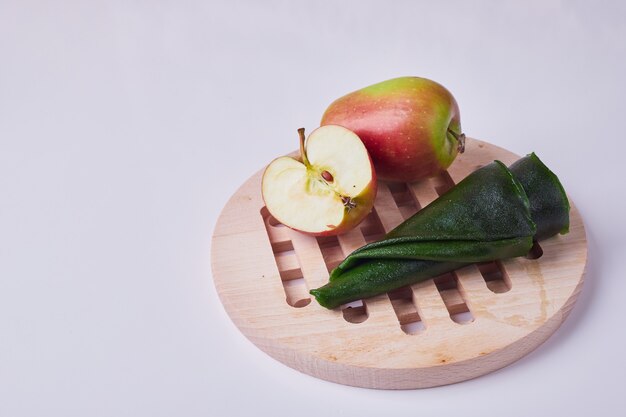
[321,76,465,182]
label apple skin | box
[261,126,378,237]
[321,76,463,182]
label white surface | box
[1,1,624,416]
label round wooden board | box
[211,138,587,389]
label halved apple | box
[262,125,377,236]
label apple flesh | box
[321,76,465,182]
[262,125,377,236]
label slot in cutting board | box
[211,138,587,389]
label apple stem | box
[448,129,466,153]
[298,128,310,167]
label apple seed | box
[321,170,334,182]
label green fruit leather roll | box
[309,153,570,309]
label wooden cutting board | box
[211,138,587,389]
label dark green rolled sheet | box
[310,153,570,309]
[508,153,570,240]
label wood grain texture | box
[211,138,587,389]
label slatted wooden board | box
[211,138,587,389]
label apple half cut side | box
[262,125,377,236]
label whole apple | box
[321,76,465,182]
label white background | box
[1,1,625,416]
